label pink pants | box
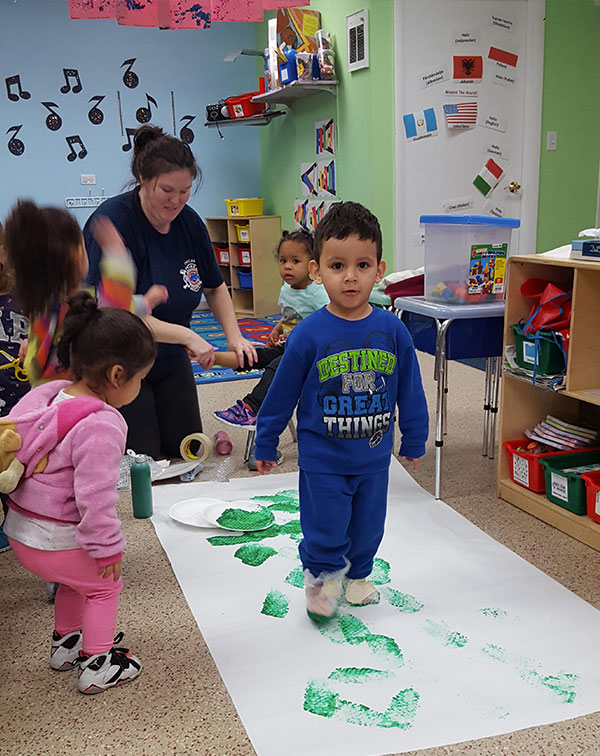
[9,539,122,655]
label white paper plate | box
[168,497,226,528]
[204,500,275,532]
[154,460,200,481]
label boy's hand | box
[98,560,121,581]
[255,459,277,475]
[399,456,420,471]
[92,216,126,255]
[144,284,168,311]
[266,326,282,347]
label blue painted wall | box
[0,0,262,224]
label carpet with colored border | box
[190,311,280,385]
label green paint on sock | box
[481,607,508,619]
[382,587,424,613]
[253,490,300,512]
[234,544,278,566]
[370,558,391,585]
[328,667,393,683]
[285,566,305,589]
[304,679,419,729]
[207,524,281,546]
[424,619,468,648]
[261,590,289,618]
[216,507,274,531]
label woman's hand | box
[144,284,169,312]
[184,332,218,369]
[98,560,121,581]
[227,336,259,369]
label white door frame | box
[393,0,546,266]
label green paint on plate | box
[370,558,391,585]
[382,587,424,613]
[216,507,274,531]
[261,589,289,618]
[285,566,305,589]
[328,667,393,683]
[424,619,468,648]
[207,524,281,546]
[234,544,278,567]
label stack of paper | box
[524,415,598,451]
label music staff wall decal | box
[65,135,87,161]
[121,58,139,89]
[41,102,62,131]
[179,115,196,144]
[60,68,83,94]
[135,93,157,124]
[5,75,31,102]
[88,95,105,125]
[7,125,25,156]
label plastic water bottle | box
[131,460,153,518]
[214,430,233,455]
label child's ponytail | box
[58,291,155,384]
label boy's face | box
[309,234,386,321]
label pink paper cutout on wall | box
[210,0,263,23]
[171,0,211,28]
[69,0,116,19]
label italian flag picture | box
[473,158,504,196]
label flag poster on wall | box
[442,101,478,129]
[402,108,438,141]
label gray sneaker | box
[247,448,283,472]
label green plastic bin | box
[540,451,600,514]
[510,324,566,375]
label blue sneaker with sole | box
[214,400,257,430]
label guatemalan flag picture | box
[402,107,438,141]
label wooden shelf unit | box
[498,254,600,550]
[205,215,282,317]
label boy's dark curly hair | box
[313,201,382,263]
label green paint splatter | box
[279,519,302,536]
[261,590,289,618]
[424,619,468,648]
[539,672,578,704]
[482,643,505,662]
[382,587,424,613]
[216,506,274,531]
[328,667,393,683]
[285,566,305,589]
[370,558,391,585]
[207,524,281,546]
[319,614,404,667]
[304,679,419,729]
[234,544,278,566]
[481,607,509,619]
[252,490,300,512]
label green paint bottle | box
[131,461,153,518]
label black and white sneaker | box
[50,629,82,671]
[77,633,142,695]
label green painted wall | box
[256,1,396,266]
[537,0,600,252]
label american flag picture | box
[443,101,478,128]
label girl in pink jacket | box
[4,291,155,694]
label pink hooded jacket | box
[7,380,127,564]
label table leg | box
[487,356,502,460]
[483,358,493,457]
[434,319,452,500]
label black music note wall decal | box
[136,93,157,124]
[179,115,196,145]
[65,135,87,161]
[88,95,105,125]
[41,102,62,131]
[5,75,31,102]
[121,58,139,89]
[6,125,25,156]
[60,68,82,94]
[122,127,137,152]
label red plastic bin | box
[225,92,266,119]
[214,245,230,265]
[582,469,600,524]
[503,439,600,493]
[237,246,251,265]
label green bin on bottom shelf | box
[540,451,600,515]
[510,324,566,375]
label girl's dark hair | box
[276,228,314,258]
[131,125,199,185]
[313,201,382,263]
[4,200,83,315]
[0,222,12,294]
[57,291,156,385]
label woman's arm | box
[203,283,259,367]
[143,315,218,369]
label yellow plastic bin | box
[225,198,264,217]
[235,224,251,243]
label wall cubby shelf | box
[252,80,338,105]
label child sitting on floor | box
[213,229,329,469]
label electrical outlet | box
[81,174,96,185]
[546,131,557,151]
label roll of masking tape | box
[179,433,212,462]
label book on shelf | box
[545,415,598,441]
[524,413,599,451]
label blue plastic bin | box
[238,270,253,289]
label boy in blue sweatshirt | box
[254,202,428,622]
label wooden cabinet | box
[498,254,600,550]
[205,215,282,317]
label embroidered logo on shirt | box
[179,260,201,292]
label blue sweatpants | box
[298,468,389,579]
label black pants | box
[236,345,284,414]
[120,351,202,459]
